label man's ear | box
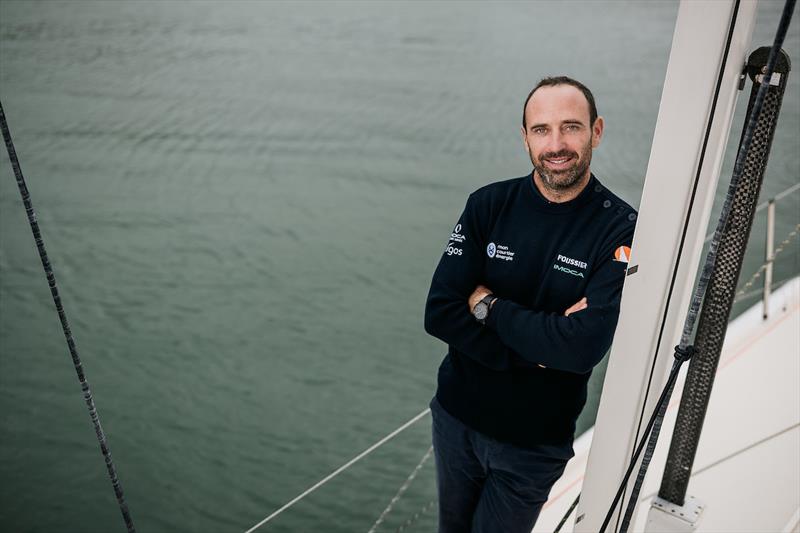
[591,116,605,148]
[521,126,530,154]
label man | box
[423,76,637,532]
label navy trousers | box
[430,397,574,533]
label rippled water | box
[1,2,797,532]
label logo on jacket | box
[451,224,466,244]
[487,243,515,261]
[443,223,466,257]
[556,254,588,270]
[553,264,585,278]
[445,242,463,256]
[614,245,631,263]
[553,254,586,278]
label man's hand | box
[564,297,588,316]
[468,284,493,312]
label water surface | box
[1,2,797,532]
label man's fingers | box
[573,302,588,314]
[565,306,585,317]
[469,285,492,310]
[564,297,588,316]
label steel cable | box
[0,101,136,533]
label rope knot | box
[674,344,696,362]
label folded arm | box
[483,236,632,374]
[425,192,633,375]
[424,193,516,371]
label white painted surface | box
[534,277,800,533]
[577,0,759,530]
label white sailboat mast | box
[574,1,759,531]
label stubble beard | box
[532,141,593,193]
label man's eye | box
[565,125,579,131]
[533,128,547,135]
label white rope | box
[734,222,799,301]
[244,408,431,533]
[704,182,799,243]
[773,181,800,203]
[367,445,434,533]
[734,274,798,303]
[395,499,437,533]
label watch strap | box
[474,293,495,324]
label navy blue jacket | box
[424,173,636,447]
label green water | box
[1,1,797,532]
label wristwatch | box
[472,294,497,324]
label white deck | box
[535,276,800,533]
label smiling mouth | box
[543,155,576,169]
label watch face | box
[474,302,489,320]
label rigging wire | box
[600,348,693,532]
[0,101,136,533]
[367,445,433,533]
[703,182,800,243]
[553,493,579,533]
[244,408,430,533]
[735,274,798,303]
[734,223,800,300]
[395,499,437,533]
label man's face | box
[521,85,604,192]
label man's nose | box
[546,131,567,152]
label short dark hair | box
[522,76,598,130]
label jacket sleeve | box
[484,225,634,374]
[423,193,516,371]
